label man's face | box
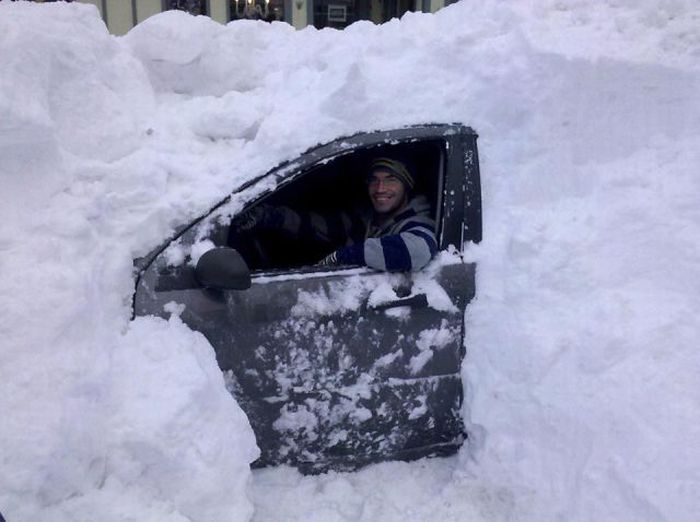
[368,170,408,216]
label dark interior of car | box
[227,140,445,272]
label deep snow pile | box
[1,1,699,521]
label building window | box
[313,0,360,29]
[167,0,208,16]
[230,0,285,22]
[312,0,415,30]
[327,4,348,23]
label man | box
[234,157,437,272]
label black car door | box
[133,124,481,472]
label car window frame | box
[132,124,478,310]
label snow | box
[1,0,699,521]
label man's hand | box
[233,204,281,232]
[317,251,339,267]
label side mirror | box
[195,247,251,290]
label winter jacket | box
[335,195,438,271]
[276,195,437,272]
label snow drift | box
[1,0,699,521]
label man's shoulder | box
[409,194,431,212]
[391,195,435,234]
[401,195,434,222]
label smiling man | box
[234,157,438,272]
[321,157,437,271]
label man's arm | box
[331,220,438,272]
[233,204,362,246]
[280,207,364,246]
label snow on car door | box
[210,258,474,470]
[134,248,474,471]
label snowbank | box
[1,0,699,521]
[0,3,257,521]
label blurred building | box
[50,0,458,35]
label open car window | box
[224,139,447,275]
[142,124,477,286]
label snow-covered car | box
[132,123,482,473]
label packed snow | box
[1,0,699,521]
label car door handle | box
[372,294,429,311]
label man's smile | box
[367,170,408,217]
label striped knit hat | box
[369,158,415,190]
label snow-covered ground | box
[1,1,699,520]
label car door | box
[133,124,481,472]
